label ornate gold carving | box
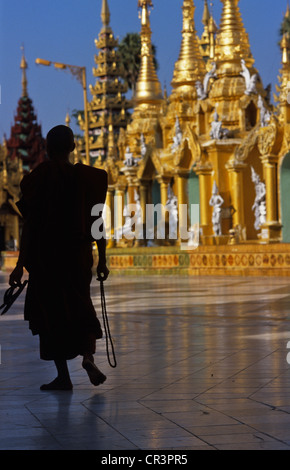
[234,126,259,162]
[257,118,283,156]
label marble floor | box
[1,271,290,451]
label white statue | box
[187,223,200,248]
[209,181,224,236]
[240,59,258,95]
[121,190,143,240]
[210,110,229,140]
[195,62,217,100]
[203,62,217,96]
[124,146,135,167]
[165,185,178,222]
[133,189,143,239]
[140,133,147,157]
[124,147,141,167]
[122,204,133,239]
[257,95,271,127]
[171,116,183,151]
[195,80,207,100]
[251,166,266,230]
[162,185,178,239]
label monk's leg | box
[82,353,106,386]
[40,359,73,390]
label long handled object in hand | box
[98,275,117,368]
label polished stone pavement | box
[1,271,290,451]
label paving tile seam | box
[247,369,290,403]
[249,395,290,415]
[80,403,144,450]
[225,350,284,383]
[191,397,290,448]
[22,404,66,448]
[141,407,219,450]
[81,397,217,449]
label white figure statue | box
[133,189,143,239]
[163,185,178,239]
[121,190,143,241]
[209,181,224,236]
[140,133,147,157]
[257,95,271,127]
[195,80,207,100]
[122,204,133,239]
[210,110,229,140]
[124,146,135,167]
[240,59,258,95]
[195,62,217,100]
[251,166,266,230]
[171,116,183,151]
[187,223,200,248]
[203,62,217,96]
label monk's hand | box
[97,262,110,281]
[9,264,23,287]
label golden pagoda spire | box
[172,0,206,89]
[20,46,28,97]
[101,0,111,32]
[276,5,290,114]
[202,0,210,26]
[135,0,163,104]
[215,0,254,71]
[65,112,71,127]
[281,2,290,64]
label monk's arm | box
[9,221,29,286]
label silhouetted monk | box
[9,125,109,390]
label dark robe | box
[17,160,108,360]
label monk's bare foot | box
[40,377,73,391]
[82,357,106,386]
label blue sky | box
[0,0,288,140]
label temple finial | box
[202,0,210,26]
[101,0,111,30]
[20,45,28,97]
[215,0,254,68]
[281,3,290,65]
[171,0,206,88]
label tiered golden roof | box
[215,0,254,72]
[78,0,130,164]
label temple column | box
[114,184,126,243]
[157,176,171,218]
[195,165,213,239]
[226,162,246,229]
[124,167,139,204]
[105,185,115,248]
[139,180,150,243]
[159,179,169,208]
[156,175,172,243]
[260,154,281,241]
[175,170,189,243]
